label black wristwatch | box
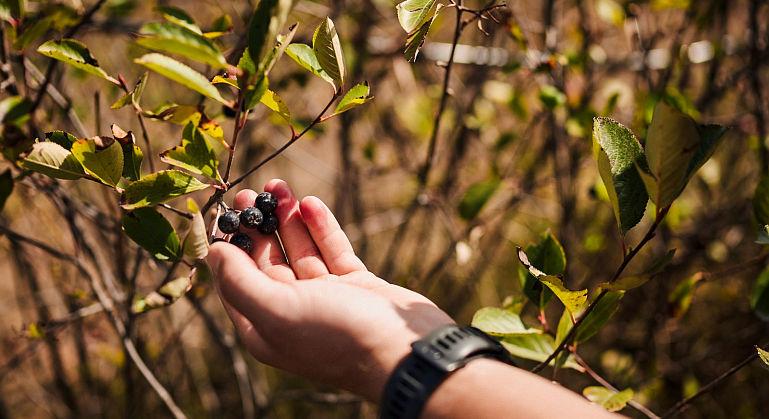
[379,325,515,419]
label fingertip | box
[264,178,288,194]
[234,189,258,210]
[299,196,328,227]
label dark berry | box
[218,210,240,234]
[229,232,253,253]
[240,207,264,229]
[258,213,279,235]
[255,192,278,214]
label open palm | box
[208,180,454,401]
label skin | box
[207,179,619,418]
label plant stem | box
[227,90,341,188]
[531,206,670,373]
[379,1,465,279]
[660,344,767,418]
[158,203,194,219]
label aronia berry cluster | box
[217,192,279,253]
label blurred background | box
[1,0,768,417]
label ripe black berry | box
[255,192,278,214]
[229,232,253,253]
[258,213,279,235]
[217,210,240,234]
[240,207,263,229]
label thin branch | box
[531,207,670,373]
[573,353,659,419]
[227,90,341,189]
[379,1,465,279]
[158,203,194,219]
[29,0,109,114]
[660,344,768,418]
[0,223,74,261]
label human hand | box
[207,179,455,401]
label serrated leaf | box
[0,169,13,212]
[160,122,221,181]
[517,232,565,308]
[583,386,633,412]
[137,22,227,69]
[751,265,769,322]
[757,347,769,368]
[121,170,209,209]
[285,43,334,85]
[156,5,202,34]
[37,39,119,85]
[182,198,208,260]
[518,247,586,315]
[576,291,624,343]
[471,307,540,337]
[396,0,437,33]
[642,101,727,208]
[593,117,648,233]
[501,333,581,370]
[44,130,77,149]
[313,17,345,90]
[71,137,123,187]
[260,89,291,121]
[122,207,180,261]
[334,82,372,116]
[19,141,85,180]
[458,177,500,220]
[134,53,230,105]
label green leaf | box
[260,89,291,122]
[156,5,202,34]
[243,75,269,111]
[334,82,372,116]
[134,53,230,105]
[583,386,633,412]
[182,198,208,260]
[751,265,769,322]
[160,122,221,181]
[137,22,227,69]
[518,247,586,315]
[471,307,540,337]
[144,103,201,126]
[576,291,624,343]
[0,169,13,212]
[501,333,581,370]
[37,39,118,85]
[754,175,769,226]
[396,0,437,33]
[112,72,149,110]
[205,14,233,38]
[247,0,293,69]
[71,137,124,187]
[312,17,345,90]
[285,43,334,85]
[0,96,32,126]
[757,346,769,369]
[258,23,298,78]
[19,141,86,180]
[45,130,77,149]
[458,177,500,220]
[403,9,439,62]
[593,117,648,233]
[122,207,181,261]
[517,232,566,308]
[211,75,239,88]
[13,17,52,50]
[668,273,703,318]
[112,124,143,181]
[121,170,209,210]
[132,276,191,314]
[640,101,727,208]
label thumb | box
[208,241,291,324]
